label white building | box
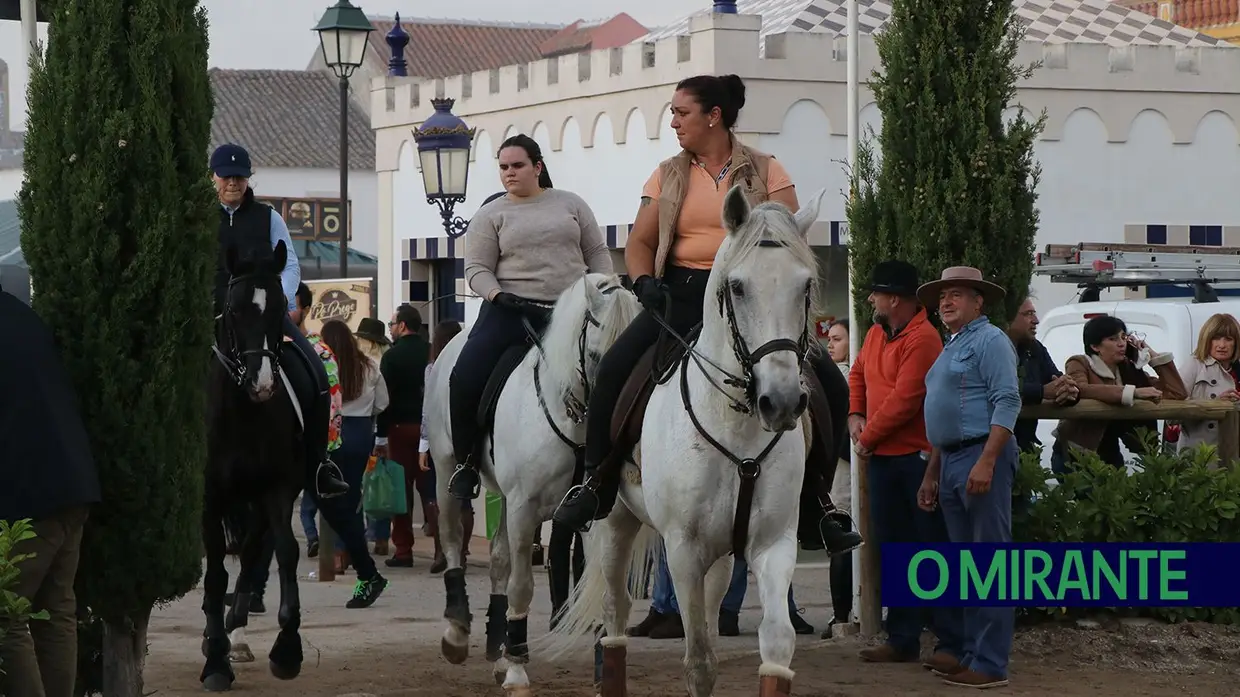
[369,0,1240,328]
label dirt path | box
[140,542,1240,696]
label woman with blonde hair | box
[1176,312,1240,463]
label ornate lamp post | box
[411,98,476,238]
[314,0,374,277]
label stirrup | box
[315,459,348,500]
[448,463,481,499]
[553,485,599,532]
[825,508,855,528]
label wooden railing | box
[852,398,1240,637]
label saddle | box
[610,327,839,490]
[476,343,536,438]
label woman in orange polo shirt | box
[554,74,861,559]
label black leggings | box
[449,300,548,459]
[584,266,709,466]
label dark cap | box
[210,143,253,178]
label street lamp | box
[411,98,476,238]
[314,0,374,277]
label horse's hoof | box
[441,636,469,665]
[202,673,233,692]
[228,645,254,663]
[269,658,302,680]
[503,685,533,697]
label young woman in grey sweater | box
[447,134,613,499]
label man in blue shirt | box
[210,143,348,499]
[916,266,1022,690]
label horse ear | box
[793,188,826,239]
[584,275,605,314]
[722,184,750,236]
[272,239,288,270]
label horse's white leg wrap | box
[758,662,795,680]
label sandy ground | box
[139,529,1240,697]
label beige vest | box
[652,138,773,278]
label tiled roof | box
[642,0,1229,48]
[365,17,564,79]
[538,13,650,57]
[208,68,374,171]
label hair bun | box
[720,74,746,110]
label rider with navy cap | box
[210,143,349,499]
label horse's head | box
[712,184,825,432]
[541,273,642,410]
[218,239,288,403]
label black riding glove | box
[632,275,666,313]
[492,292,526,311]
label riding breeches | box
[583,265,710,466]
[448,301,548,462]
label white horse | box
[423,272,642,695]
[541,185,828,697]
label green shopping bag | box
[362,456,408,517]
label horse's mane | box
[711,201,826,356]
[538,273,635,397]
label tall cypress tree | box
[18,1,216,693]
[847,0,1045,335]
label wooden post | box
[856,454,882,636]
[317,511,336,582]
[1219,411,1240,468]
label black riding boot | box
[447,389,482,501]
[552,454,621,533]
[798,474,862,557]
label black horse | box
[200,240,305,690]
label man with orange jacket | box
[846,261,965,671]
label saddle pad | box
[476,344,534,432]
[610,325,701,448]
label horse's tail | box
[534,516,658,661]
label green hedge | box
[1012,431,1240,624]
[0,520,50,675]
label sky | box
[1,0,709,130]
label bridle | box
[211,272,283,388]
[653,238,813,415]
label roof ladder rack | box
[1033,242,1240,303]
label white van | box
[1031,297,1240,469]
